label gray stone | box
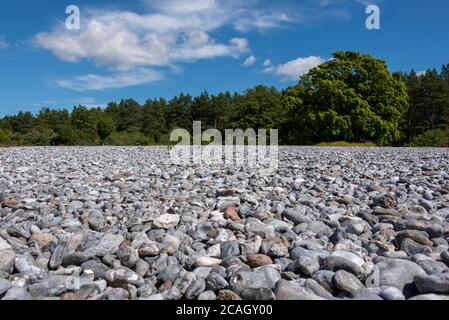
[206,272,229,291]
[84,234,124,257]
[323,251,365,277]
[185,279,206,300]
[333,270,365,295]
[274,280,325,300]
[230,267,281,294]
[0,250,16,273]
[0,237,12,251]
[2,287,32,300]
[157,264,183,283]
[220,241,240,259]
[100,287,130,300]
[61,252,89,267]
[28,275,74,297]
[415,273,449,294]
[374,259,426,298]
[380,286,405,300]
[295,256,320,276]
[408,294,449,300]
[15,252,46,276]
[88,210,108,232]
[282,207,311,225]
[0,279,12,295]
[117,244,139,268]
[198,290,217,300]
[241,288,275,300]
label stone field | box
[1,146,449,300]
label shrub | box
[105,131,150,146]
[412,129,449,147]
[20,128,56,146]
[0,128,11,145]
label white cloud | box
[33,0,352,90]
[0,37,8,49]
[263,59,272,67]
[150,0,218,15]
[264,56,327,81]
[33,1,290,73]
[35,1,296,90]
[242,55,257,67]
[56,68,163,91]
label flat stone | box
[274,280,325,300]
[195,257,222,268]
[282,207,311,225]
[84,234,124,257]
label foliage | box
[412,129,449,147]
[105,131,150,146]
[0,128,10,145]
[401,69,449,144]
[317,141,377,147]
[283,51,409,145]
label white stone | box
[153,214,180,229]
[195,257,222,267]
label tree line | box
[1,51,448,147]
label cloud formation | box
[34,0,297,90]
[242,55,257,67]
[56,68,163,91]
[33,0,356,90]
[264,56,327,81]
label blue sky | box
[0,0,448,116]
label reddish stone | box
[224,207,241,221]
[246,254,274,268]
[159,281,173,293]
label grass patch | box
[317,141,377,147]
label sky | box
[0,0,448,116]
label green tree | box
[142,99,168,144]
[96,113,116,142]
[71,106,100,145]
[224,86,284,131]
[283,51,409,145]
[402,68,449,143]
[442,64,449,82]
